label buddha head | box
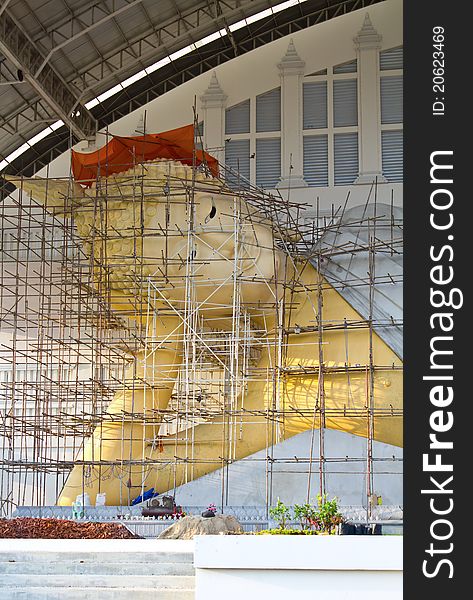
[7,159,283,315]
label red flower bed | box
[0,518,141,539]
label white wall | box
[195,535,403,600]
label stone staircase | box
[0,539,195,599]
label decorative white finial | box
[200,71,227,108]
[361,13,374,31]
[285,39,299,60]
[278,38,305,73]
[354,13,382,49]
[208,71,222,91]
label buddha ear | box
[3,175,86,215]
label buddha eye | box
[204,204,217,224]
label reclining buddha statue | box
[7,126,402,506]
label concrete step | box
[0,574,195,589]
[1,587,195,600]
[0,560,195,575]
[0,551,194,564]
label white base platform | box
[195,535,403,600]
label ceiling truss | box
[0,9,97,140]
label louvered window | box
[333,79,358,127]
[380,47,403,71]
[303,135,328,187]
[256,138,281,188]
[381,76,403,124]
[333,59,357,74]
[303,82,327,129]
[382,130,403,182]
[225,139,250,187]
[305,68,327,76]
[256,88,281,132]
[334,133,358,185]
[225,100,250,134]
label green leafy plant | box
[293,503,317,531]
[269,498,291,530]
[256,528,318,535]
[266,495,343,535]
[313,494,343,534]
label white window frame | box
[225,91,282,187]
[302,65,358,187]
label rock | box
[158,514,243,539]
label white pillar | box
[354,13,386,183]
[199,71,227,164]
[277,40,307,190]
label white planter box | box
[195,535,402,599]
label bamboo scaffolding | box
[0,117,403,516]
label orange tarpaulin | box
[71,124,219,186]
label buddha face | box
[13,160,283,314]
